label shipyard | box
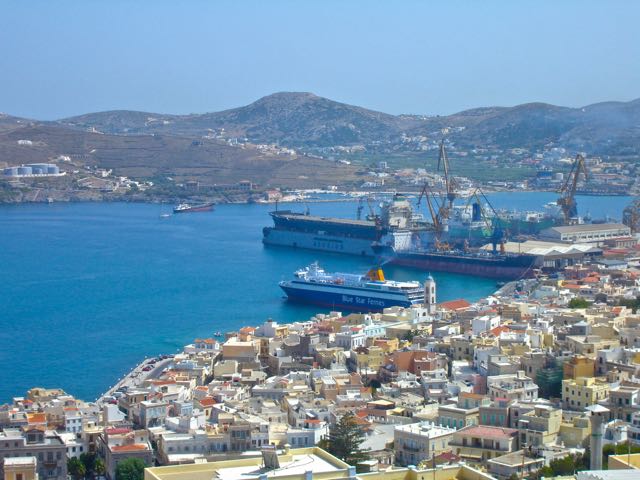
[263,151,637,281]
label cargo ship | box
[373,244,539,279]
[279,263,425,312]
[173,202,215,213]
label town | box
[3,244,640,480]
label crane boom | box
[437,140,458,208]
[557,154,588,224]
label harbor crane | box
[623,198,640,233]
[557,154,588,225]
[417,182,450,249]
[357,195,378,221]
[438,140,458,210]
[466,189,507,253]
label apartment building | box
[487,371,539,402]
[0,427,67,480]
[394,422,455,467]
[562,377,610,411]
[516,405,562,447]
[450,425,519,462]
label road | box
[96,356,174,406]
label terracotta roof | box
[435,451,461,464]
[27,413,47,424]
[456,425,518,439]
[198,397,216,407]
[490,326,511,337]
[439,299,472,311]
[111,444,149,452]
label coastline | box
[0,185,634,206]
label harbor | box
[0,192,633,403]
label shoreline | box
[96,356,175,406]
[0,188,634,207]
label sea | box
[0,192,633,402]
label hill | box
[0,123,359,188]
[57,92,640,155]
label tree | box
[537,465,554,479]
[115,458,147,480]
[80,453,96,477]
[323,413,369,469]
[549,455,576,476]
[619,296,640,313]
[94,458,106,479]
[568,297,591,309]
[68,457,87,480]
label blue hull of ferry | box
[280,285,414,312]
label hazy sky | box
[1,0,639,119]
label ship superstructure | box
[263,194,431,256]
[279,263,425,312]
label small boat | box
[173,202,215,214]
[160,213,172,218]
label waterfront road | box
[96,356,174,406]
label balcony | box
[401,444,422,453]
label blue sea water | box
[0,193,632,402]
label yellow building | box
[559,414,591,448]
[371,337,400,353]
[3,457,38,480]
[562,377,610,411]
[609,452,640,469]
[144,446,495,480]
[353,346,385,372]
[563,355,595,379]
[565,335,619,358]
[518,405,562,447]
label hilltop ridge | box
[54,91,640,154]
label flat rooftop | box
[551,223,629,233]
[144,447,349,480]
[216,453,339,480]
[395,422,456,437]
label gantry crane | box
[466,188,507,253]
[557,154,588,224]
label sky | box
[0,0,639,120]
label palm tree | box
[94,458,106,479]
[68,457,86,480]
